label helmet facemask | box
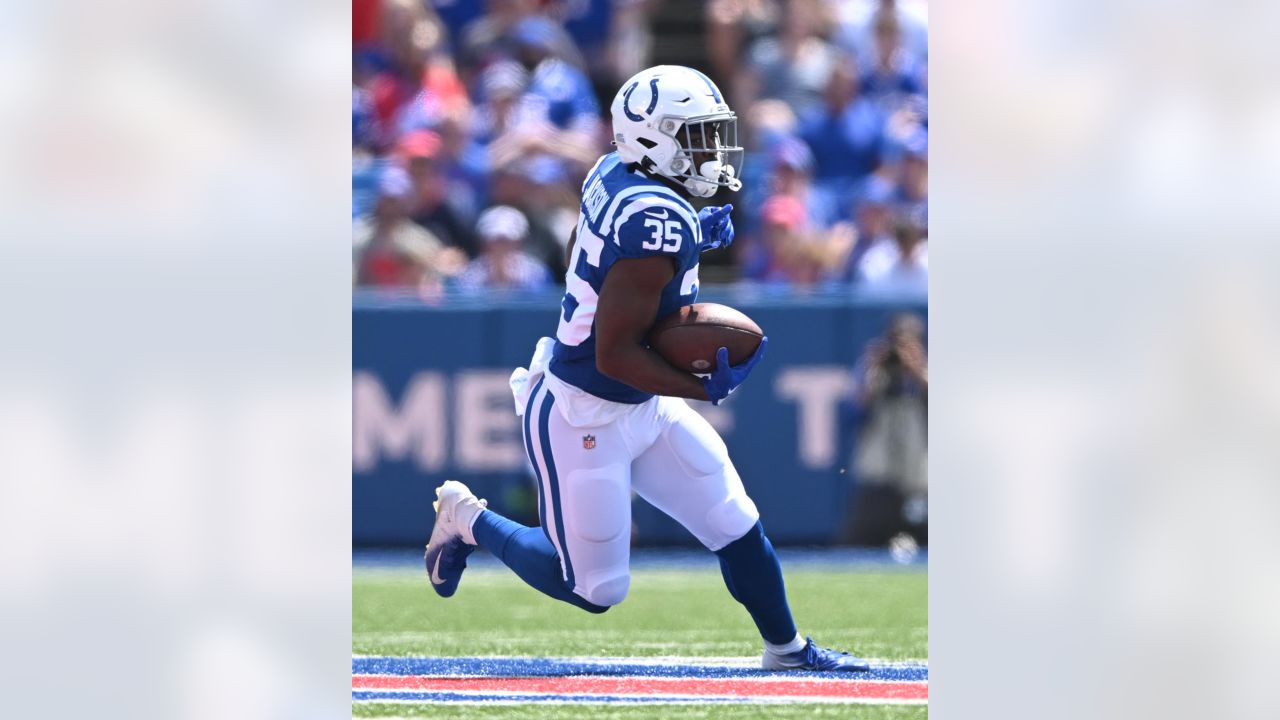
[659,114,744,198]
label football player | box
[425,65,869,671]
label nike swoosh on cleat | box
[430,549,446,585]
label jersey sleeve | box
[611,194,698,260]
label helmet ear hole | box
[637,137,658,149]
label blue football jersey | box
[550,152,702,403]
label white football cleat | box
[423,480,488,597]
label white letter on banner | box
[352,371,446,472]
[775,367,854,469]
[454,371,525,471]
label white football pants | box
[520,372,761,609]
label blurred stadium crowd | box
[353,0,927,297]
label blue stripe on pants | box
[522,377,548,543]
[537,389,575,590]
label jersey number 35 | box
[642,218,682,252]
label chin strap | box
[683,177,718,198]
[682,160,741,196]
[723,167,743,192]
[645,155,741,197]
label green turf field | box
[353,562,927,718]
[354,566,927,659]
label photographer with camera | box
[840,312,928,546]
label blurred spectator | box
[741,137,858,285]
[840,313,928,546]
[429,105,488,226]
[832,0,928,69]
[430,0,489,44]
[850,175,894,269]
[472,60,532,139]
[353,0,383,47]
[358,0,461,141]
[456,60,532,215]
[706,0,786,100]
[472,61,595,172]
[881,84,927,167]
[487,160,574,280]
[512,16,599,132]
[743,98,799,151]
[855,208,927,293]
[858,10,924,114]
[737,0,841,119]
[732,99,799,238]
[458,1,583,81]
[353,85,381,151]
[744,194,853,286]
[552,0,653,96]
[468,28,600,207]
[825,174,894,280]
[354,166,467,292]
[353,82,387,221]
[798,56,885,210]
[353,134,389,221]
[889,130,928,217]
[395,130,478,257]
[768,136,841,226]
[456,206,553,291]
[751,196,820,284]
[457,0,535,76]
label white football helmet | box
[610,65,743,198]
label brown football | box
[648,303,764,373]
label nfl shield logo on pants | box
[582,434,596,450]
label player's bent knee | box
[704,493,761,551]
[578,599,611,615]
[578,573,630,608]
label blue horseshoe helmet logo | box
[623,77,660,122]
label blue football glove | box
[702,336,768,405]
[697,204,735,253]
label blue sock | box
[471,509,609,614]
[714,521,799,645]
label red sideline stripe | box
[353,675,927,701]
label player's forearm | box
[597,344,710,401]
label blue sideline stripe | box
[537,390,575,589]
[522,377,548,543]
[352,657,929,682]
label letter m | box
[352,371,446,472]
